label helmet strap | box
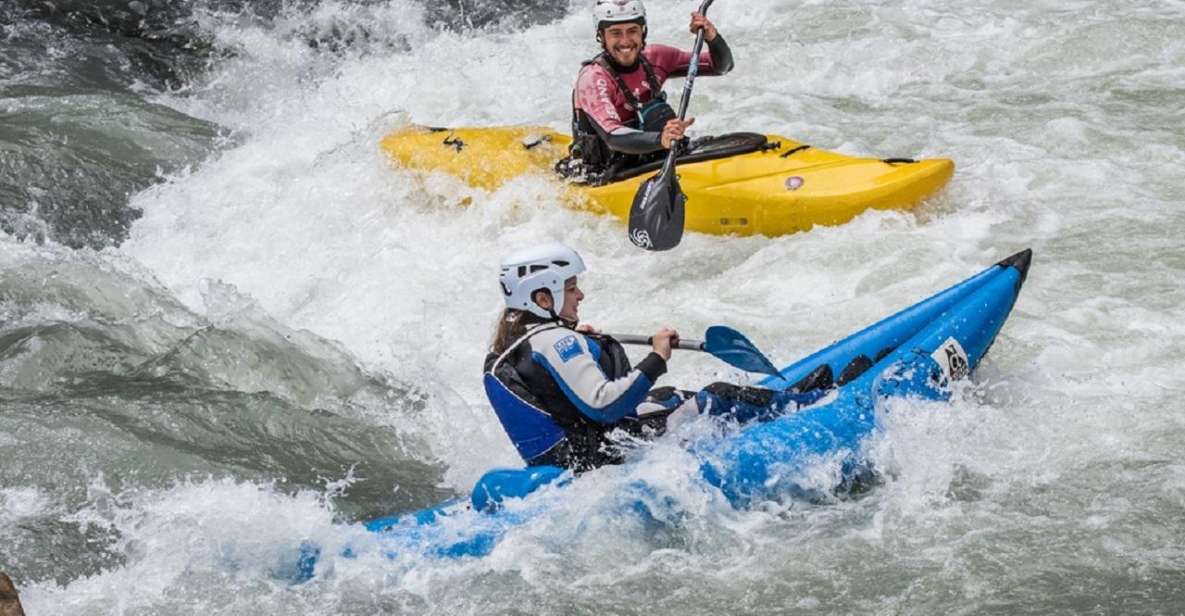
[544,305,575,327]
[530,288,564,323]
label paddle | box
[607,325,781,377]
[627,0,716,251]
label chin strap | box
[543,305,577,329]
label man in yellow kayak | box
[565,0,734,180]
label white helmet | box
[593,0,646,31]
[499,243,587,320]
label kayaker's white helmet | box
[593,0,646,32]
[500,243,587,319]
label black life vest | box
[566,53,676,179]
[484,327,660,471]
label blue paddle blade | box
[704,326,781,377]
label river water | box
[2,0,1184,613]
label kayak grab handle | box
[522,135,553,150]
[780,144,812,158]
[442,134,465,151]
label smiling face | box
[559,277,583,322]
[600,22,645,66]
[531,277,584,323]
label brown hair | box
[490,309,532,356]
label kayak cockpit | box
[557,132,779,186]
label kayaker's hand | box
[689,12,717,41]
[576,323,600,335]
[661,118,695,149]
[652,328,679,361]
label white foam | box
[8,0,1183,611]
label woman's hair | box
[491,288,563,355]
[490,308,532,356]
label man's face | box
[601,22,644,66]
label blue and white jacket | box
[484,321,669,470]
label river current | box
[2,0,1184,613]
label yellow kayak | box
[380,126,954,237]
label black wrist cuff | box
[637,353,668,382]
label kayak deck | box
[380,125,954,237]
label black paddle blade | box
[627,173,686,251]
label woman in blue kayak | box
[484,243,823,471]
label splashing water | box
[2,0,1185,613]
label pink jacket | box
[574,44,717,134]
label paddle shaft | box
[677,0,715,120]
[606,326,781,376]
[607,333,705,352]
[626,0,714,250]
[656,0,715,181]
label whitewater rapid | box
[3,0,1184,613]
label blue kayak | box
[292,249,1032,581]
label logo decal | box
[594,77,621,121]
[554,336,583,362]
[630,228,653,248]
[931,337,970,383]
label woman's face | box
[534,276,583,321]
[559,277,583,322]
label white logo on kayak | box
[630,228,653,248]
[931,337,970,383]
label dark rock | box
[0,573,25,616]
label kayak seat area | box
[559,132,774,186]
